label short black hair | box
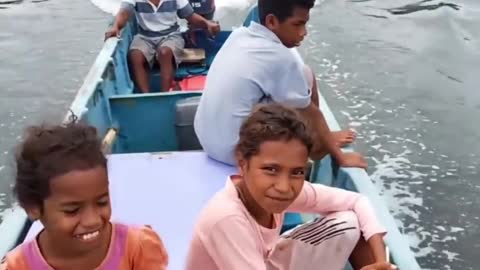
[14,122,107,209]
[258,0,315,25]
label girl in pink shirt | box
[1,123,168,270]
[186,104,397,270]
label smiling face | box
[28,165,112,255]
[237,139,309,214]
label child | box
[1,123,168,269]
[104,0,220,93]
[186,104,397,270]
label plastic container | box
[175,96,203,151]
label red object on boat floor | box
[169,75,206,91]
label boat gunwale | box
[62,36,120,125]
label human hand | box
[104,26,120,41]
[206,21,220,36]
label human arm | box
[186,14,220,35]
[289,182,389,264]
[310,76,319,107]
[288,182,387,242]
[105,1,133,40]
[368,234,388,263]
[176,0,220,35]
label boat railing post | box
[102,128,118,154]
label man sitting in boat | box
[105,0,220,93]
[194,0,365,168]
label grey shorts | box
[129,33,185,67]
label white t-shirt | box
[194,22,311,165]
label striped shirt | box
[121,0,194,37]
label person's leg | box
[303,64,357,147]
[128,35,155,93]
[156,33,185,92]
[156,47,176,91]
[269,211,363,270]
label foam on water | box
[308,44,471,265]
[0,193,5,207]
[0,192,6,222]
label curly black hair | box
[235,103,313,161]
[14,122,106,209]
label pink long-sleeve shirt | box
[185,176,387,270]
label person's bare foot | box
[332,129,357,147]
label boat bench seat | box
[23,152,303,268]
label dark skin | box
[236,139,396,270]
[105,0,220,92]
[263,7,367,169]
[25,166,112,270]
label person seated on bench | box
[105,0,220,93]
[194,0,363,168]
[1,122,168,270]
[186,104,395,270]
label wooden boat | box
[0,4,421,269]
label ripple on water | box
[302,33,476,267]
